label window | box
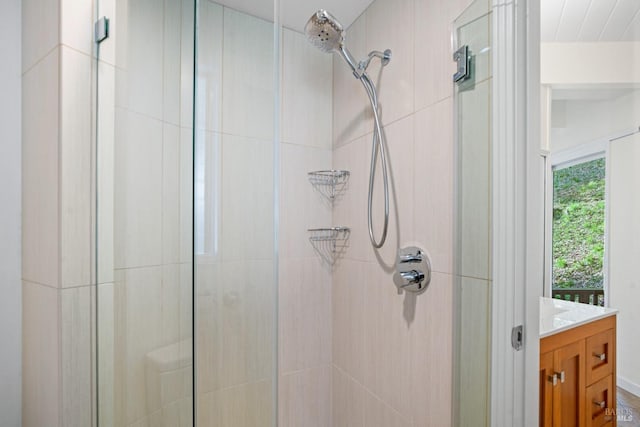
[551,157,606,305]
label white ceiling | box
[213,0,375,33]
[541,0,640,42]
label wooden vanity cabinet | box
[540,315,616,427]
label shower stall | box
[93,0,494,425]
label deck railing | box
[552,288,604,306]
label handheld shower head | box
[304,10,344,53]
[304,9,390,78]
[305,10,359,73]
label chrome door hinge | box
[95,17,110,44]
[453,45,471,83]
[511,325,524,351]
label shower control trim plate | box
[394,246,431,293]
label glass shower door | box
[453,1,492,426]
[193,1,279,426]
[95,0,195,425]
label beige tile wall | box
[331,0,476,426]
[277,26,334,427]
[22,0,94,424]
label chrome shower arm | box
[358,49,392,74]
[340,47,392,80]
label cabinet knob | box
[558,371,565,384]
[593,352,606,361]
[548,374,558,386]
[593,400,606,409]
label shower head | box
[304,10,344,53]
[304,10,391,78]
[305,9,360,74]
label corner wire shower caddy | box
[307,227,350,265]
[307,169,350,201]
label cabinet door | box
[540,351,554,427]
[586,329,614,386]
[585,375,615,427]
[554,340,586,427]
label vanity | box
[539,297,619,427]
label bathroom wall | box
[331,0,475,425]
[0,1,22,426]
[21,0,95,425]
[22,1,92,426]
[541,42,640,87]
[609,132,640,396]
[278,25,334,427]
[550,90,640,152]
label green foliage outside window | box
[552,158,605,289]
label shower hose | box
[359,73,389,249]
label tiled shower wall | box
[21,0,95,425]
[331,0,475,425]
[277,23,334,427]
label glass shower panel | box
[96,0,195,425]
[453,1,492,426]
[194,1,278,426]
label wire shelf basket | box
[307,227,350,265]
[307,170,350,200]
[307,227,351,242]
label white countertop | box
[539,297,618,338]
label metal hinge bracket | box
[453,45,471,83]
[95,17,110,44]
[511,325,524,351]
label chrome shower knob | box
[400,270,425,285]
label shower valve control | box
[400,270,424,285]
[399,251,423,264]
[394,246,431,293]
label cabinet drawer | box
[586,329,614,385]
[585,375,615,427]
